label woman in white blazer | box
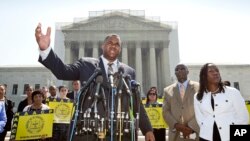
[194,63,249,141]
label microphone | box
[108,69,114,87]
[118,66,125,74]
[95,75,103,97]
[130,80,140,89]
[117,66,124,93]
[125,75,131,89]
[122,75,132,96]
[80,67,102,92]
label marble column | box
[149,41,157,86]
[92,41,99,58]
[135,41,143,92]
[64,41,71,64]
[122,42,128,64]
[79,41,85,59]
[161,41,171,86]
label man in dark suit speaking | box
[35,23,155,141]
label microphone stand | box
[116,72,124,141]
[134,85,141,141]
[69,68,102,141]
[107,71,116,141]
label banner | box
[47,98,74,124]
[10,109,54,140]
[144,104,168,129]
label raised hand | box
[35,23,51,51]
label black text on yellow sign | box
[47,99,74,124]
[144,104,168,129]
[10,109,54,140]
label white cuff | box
[39,46,52,61]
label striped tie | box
[108,62,113,73]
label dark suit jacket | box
[67,91,75,100]
[4,99,14,131]
[17,98,28,112]
[39,49,152,136]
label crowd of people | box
[0,23,249,141]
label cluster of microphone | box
[72,66,141,141]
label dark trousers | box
[153,128,166,141]
[0,129,7,141]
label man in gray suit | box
[163,64,199,141]
[35,23,155,141]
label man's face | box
[102,35,121,62]
[72,81,80,91]
[49,86,57,96]
[0,85,5,97]
[175,64,189,83]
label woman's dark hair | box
[146,86,158,104]
[197,63,225,101]
[31,90,44,102]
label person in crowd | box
[41,86,50,102]
[35,23,154,141]
[17,85,34,112]
[0,84,8,140]
[23,90,50,141]
[59,85,70,100]
[146,87,158,105]
[223,80,231,86]
[52,85,71,141]
[194,63,249,141]
[146,87,166,141]
[47,85,58,100]
[67,80,81,101]
[163,64,199,141]
[23,90,50,112]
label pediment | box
[62,12,170,31]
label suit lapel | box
[183,80,194,102]
[98,58,109,88]
[173,83,182,103]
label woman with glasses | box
[146,87,166,141]
[146,87,158,105]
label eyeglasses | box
[149,93,156,96]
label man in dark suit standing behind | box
[35,23,155,141]
[67,80,81,101]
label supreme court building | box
[54,10,180,95]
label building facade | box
[54,10,180,95]
[0,66,57,112]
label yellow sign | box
[47,99,74,124]
[141,96,164,104]
[10,109,54,140]
[144,104,168,129]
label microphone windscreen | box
[95,67,102,75]
[118,66,125,74]
[96,75,103,83]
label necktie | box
[107,62,114,74]
[180,84,185,100]
[74,91,78,102]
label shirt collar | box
[101,55,119,73]
[178,79,189,90]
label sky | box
[0,0,250,66]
